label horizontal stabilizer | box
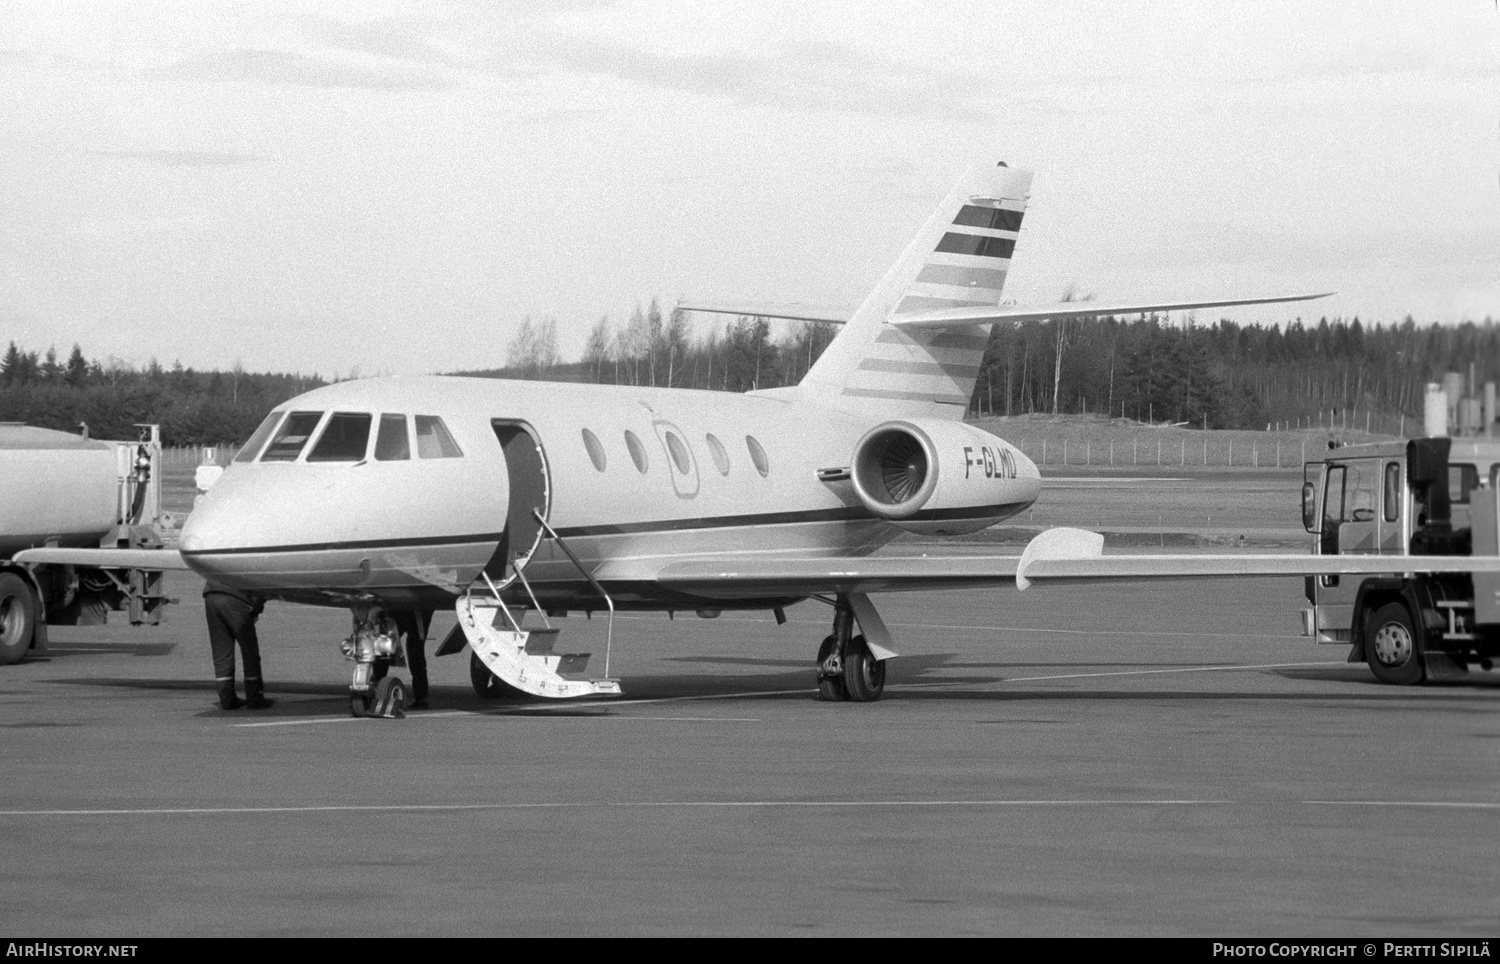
[889,292,1335,331]
[676,300,850,325]
[11,547,190,571]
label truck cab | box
[1302,437,1500,683]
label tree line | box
[480,307,1499,431]
[2,312,1493,445]
[0,342,322,445]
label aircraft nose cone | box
[180,480,282,578]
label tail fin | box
[800,161,1031,418]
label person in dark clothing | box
[203,579,273,710]
[371,610,430,710]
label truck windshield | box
[1450,464,1479,504]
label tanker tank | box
[0,425,122,558]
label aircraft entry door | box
[485,421,551,587]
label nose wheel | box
[343,606,409,718]
[816,596,885,702]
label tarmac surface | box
[4,566,1498,937]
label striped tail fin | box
[800,161,1032,419]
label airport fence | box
[974,418,1403,471]
[163,445,242,466]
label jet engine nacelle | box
[849,419,1040,535]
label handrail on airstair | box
[532,508,615,679]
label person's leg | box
[235,606,273,710]
[204,594,243,710]
[395,610,429,707]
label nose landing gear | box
[816,594,888,702]
[342,606,407,718]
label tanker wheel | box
[470,651,528,700]
[1366,602,1424,686]
[0,573,37,666]
[349,689,373,718]
[842,635,886,703]
[815,634,849,702]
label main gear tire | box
[816,634,849,702]
[842,634,886,703]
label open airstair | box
[454,511,621,699]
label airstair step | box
[523,628,561,655]
[554,652,591,678]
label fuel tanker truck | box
[0,423,171,665]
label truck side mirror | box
[1302,482,1319,532]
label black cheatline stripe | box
[553,501,1031,538]
[934,233,1016,260]
[181,531,505,558]
[182,503,1036,557]
[952,205,1024,232]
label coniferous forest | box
[2,309,1495,445]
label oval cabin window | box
[624,430,649,473]
[665,431,691,475]
[582,428,606,472]
[746,435,769,478]
[705,433,730,475]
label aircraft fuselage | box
[180,375,1041,613]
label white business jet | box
[20,161,1492,715]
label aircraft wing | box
[10,547,192,570]
[888,292,1334,331]
[648,528,1500,599]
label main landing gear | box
[341,606,408,718]
[816,594,886,702]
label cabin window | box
[582,429,606,472]
[375,414,410,461]
[665,431,691,475]
[624,430,649,473]
[235,411,284,463]
[308,412,373,462]
[1383,462,1401,522]
[1449,464,1479,505]
[705,433,730,475]
[260,411,325,462]
[414,415,463,459]
[746,435,769,478]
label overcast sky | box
[2,1,1496,378]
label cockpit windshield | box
[415,415,463,458]
[260,411,325,462]
[234,411,284,463]
[250,410,461,462]
[308,412,373,462]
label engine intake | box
[849,419,1040,535]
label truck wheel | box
[1366,602,1424,685]
[0,573,37,666]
